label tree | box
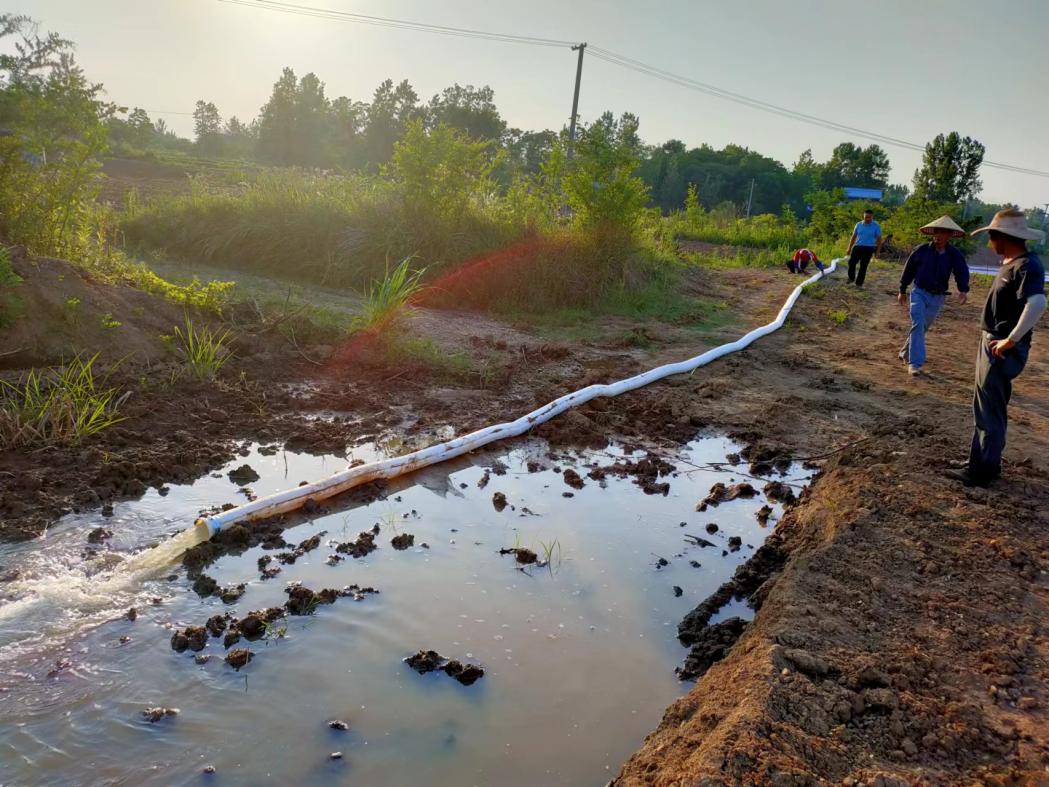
[361,78,419,170]
[820,142,890,189]
[193,99,222,154]
[883,183,910,207]
[426,83,505,142]
[0,14,114,257]
[913,132,985,202]
[256,67,298,164]
[564,111,649,232]
[390,120,497,223]
[328,95,368,165]
[504,128,557,176]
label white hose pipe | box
[198,259,840,536]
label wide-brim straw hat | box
[919,215,965,237]
[971,210,1046,243]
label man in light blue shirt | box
[845,208,883,287]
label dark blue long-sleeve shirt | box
[899,242,970,295]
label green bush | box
[564,112,649,234]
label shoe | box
[898,349,908,362]
[946,460,1001,478]
[944,468,992,487]
[908,365,921,376]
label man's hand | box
[897,292,907,306]
[989,338,1016,358]
[957,292,968,305]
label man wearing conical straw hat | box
[897,215,970,376]
[946,208,1046,487]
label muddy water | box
[0,435,807,786]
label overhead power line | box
[217,0,1049,180]
[587,46,1049,179]
[217,0,574,47]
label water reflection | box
[0,434,808,786]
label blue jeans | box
[900,287,945,369]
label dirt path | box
[612,268,1049,785]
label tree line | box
[106,63,990,218]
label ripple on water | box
[0,435,811,786]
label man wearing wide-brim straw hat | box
[897,215,970,377]
[946,208,1046,487]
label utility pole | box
[566,43,587,161]
[745,178,755,219]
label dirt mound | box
[0,247,190,368]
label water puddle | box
[0,434,809,785]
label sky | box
[9,0,1049,207]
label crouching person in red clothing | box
[786,248,823,274]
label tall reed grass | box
[120,170,515,291]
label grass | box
[665,211,810,250]
[0,246,23,329]
[353,257,427,332]
[827,308,850,325]
[174,319,233,381]
[119,169,514,292]
[0,354,128,449]
[377,333,473,381]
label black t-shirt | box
[981,251,1046,343]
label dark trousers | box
[968,334,1030,479]
[847,246,875,286]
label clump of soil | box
[227,464,260,485]
[334,528,378,558]
[676,617,748,681]
[391,533,414,550]
[87,527,112,544]
[170,626,208,653]
[225,649,253,670]
[142,707,179,723]
[492,491,508,511]
[696,481,758,511]
[273,531,327,565]
[762,479,796,505]
[205,615,228,637]
[562,468,585,489]
[404,649,485,686]
[219,584,245,604]
[284,583,356,615]
[499,547,537,565]
[590,454,675,496]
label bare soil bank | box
[613,270,1049,785]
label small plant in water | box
[538,538,563,573]
[173,319,232,381]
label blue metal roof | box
[842,187,883,200]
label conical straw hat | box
[919,215,965,237]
